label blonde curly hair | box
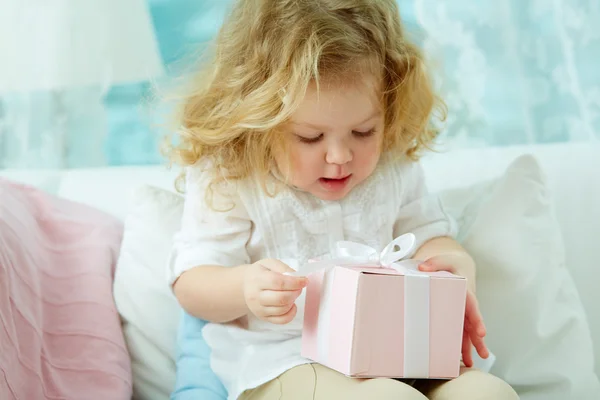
[165,0,445,194]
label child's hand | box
[243,259,308,325]
[461,290,489,367]
[418,253,489,367]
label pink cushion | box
[0,179,132,399]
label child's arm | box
[168,165,252,324]
[169,166,305,325]
[173,264,249,324]
[173,260,307,325]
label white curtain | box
[400,0,600,147]
[0,0,164,168]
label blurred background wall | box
[0,0,598,169]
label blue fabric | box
[170,311,227,400]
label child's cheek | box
[289,146,320,180]
[356,140,381,167]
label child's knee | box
[358,378,427,400]
[310,364,427,400]
[430,369,519,400]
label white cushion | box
[112,153,599,399]
[113,185,184,399]
[438,154,599,399]
[422,143,600,377]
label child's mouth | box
[318,175,352,191]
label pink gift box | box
[300,264,467,379]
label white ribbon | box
[295,233,431,378]
[291,233,418,277]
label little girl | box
[166,1,519,399]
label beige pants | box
[239,364,519,400]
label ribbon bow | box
[292,233,419,277]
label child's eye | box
[352,128,376,138]
[296,134,323,144]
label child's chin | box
[309,187,351,201]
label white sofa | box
[2,142,599,399]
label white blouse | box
[167,154,457,400]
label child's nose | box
[325,143,352,165]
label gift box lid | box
[341,261,466,280]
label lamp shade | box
[0,0,165,92]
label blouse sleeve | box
[392,160,458,257]
[167,165,252,285]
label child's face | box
[277,76,384,201]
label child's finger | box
[259,289,302,307]
[266,304,297,324]
[467,313,487,338]
[260,269,308,291]
[418,255,455,273]
[260,304,294,318]
[465,292,486,336]
[462,330,473,368]
[466,311,486,338]
[260,259,297,274]
[418,252,472,272]
[470,328,489,359]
